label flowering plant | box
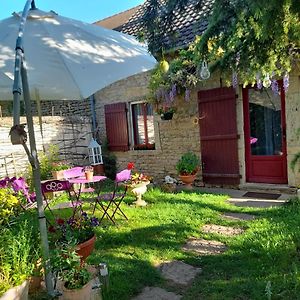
[51,244,91,290]
[48,212,99,245]
[0,176,36,207]
[126,162,152,186]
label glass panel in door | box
[249,89,283,156]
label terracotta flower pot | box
[76,235,96,263]
[85,171,93,181]
[179,174,196,188]
[60,279,93,300]
[52,170,65,180]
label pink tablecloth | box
[68,175,107,184]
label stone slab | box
[202,224,244,236]
[182,238,227,255]
[222,212,256,221]
[132,287,182,300]
[228,199,285,208]
[158,260,202,286]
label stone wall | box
[285,68,300,186]
[0,116,92,178]
[95,71,225,183]
[0,99,91,118]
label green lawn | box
[10,187,300,300]
[77,188,300,300]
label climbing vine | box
[143,0,300,103]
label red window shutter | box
[104,103,129,151]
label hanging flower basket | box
[161,112,174,120]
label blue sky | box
[0,0,145,23]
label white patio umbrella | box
[0,1,156,297]
[0,7,155,101]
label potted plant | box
[51,245,93,300]
[157,106,176,120]
[51,161,71,180]
[126,162,152,206]
[176,152,200,187]
[48,212,100,262]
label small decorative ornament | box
[159,59,169,73]
[283,72,289,92]
[262,73,271,88]
[88,139,103,165]
[199,60,210,80]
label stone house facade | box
[94,0,300,188]
[94,66,300,188]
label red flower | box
[56,218,65,225]
[127,162,135,170]
[48,225,56,233]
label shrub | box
[0,188,20,225]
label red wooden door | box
[243,84,287,183]
[198,87,240,185]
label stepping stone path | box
[158,260,202,286]
[222,212,256,221]
[182,238,227,255]
[202,224,244,236]
[132,287,182,300]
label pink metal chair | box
[41,179,81,218]
[93,169,131,224]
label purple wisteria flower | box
[169,90,175,102]
[185,89,190,101]
[271,79,279,95]
[256,74,263,90]
[171,84,177,96]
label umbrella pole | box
[11,0,55,297]
[20,59,56,297]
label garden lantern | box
[88,139,103,165]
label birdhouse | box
[88,139,103,165]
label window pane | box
[249,89,282,156]
[132,103,155,149]
[146,104,155,144]
[133,103,146,144]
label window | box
[131,102,155,150]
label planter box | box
[0,280,29,300]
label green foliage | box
[0,220,40,296]
[26,145,68,186]
[51,245,91,290]
[0,188,20,225]
[144,0,300,86]
[102,139,117,180]
[176,151,200,175]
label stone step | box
[239,183,297,195]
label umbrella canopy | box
[0,9,156,100]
